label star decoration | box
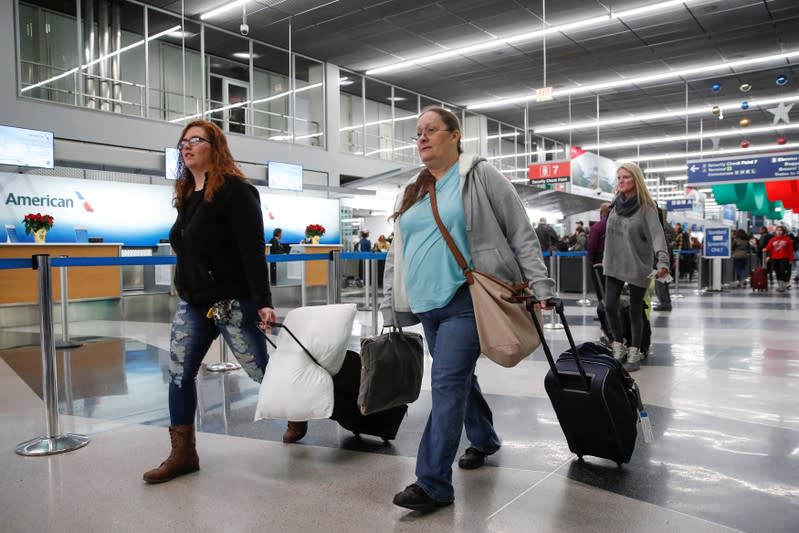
[767,102,793,125]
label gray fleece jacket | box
[603,200,669,289]
[380,153,556,327]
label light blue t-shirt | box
[399,162,472,314]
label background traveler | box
[602,162,669,372]
[535,217,560,253]
[653,208,674,311]
[764,225,795,292]
[269,228,283,285]
[731,229,750,288]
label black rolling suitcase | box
[261,325,407,442]
[528,299,644,466]
[331,350,407,441]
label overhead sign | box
[528,161,570,184]
[570,149,616,193]
[666,198,694,211]
[704,227,731,258]
[687,151,799,185]
[536,87,553,102]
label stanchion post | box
[694,252,707,294]
[300,254,307,307]
[363,256,371,309]
[56,255,82,349]
[672,252,685,299]
[16,254,89,456]
[545,252,564,330]
[577,254,591,306]
[327,250,342,304]
[370,257,379,335]
[205,336,241,372]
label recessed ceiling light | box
[387,96,406,102]
[339,77,355,86]
[233,52,260,59]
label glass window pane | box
[487,119,500,159]
[339,71,363,155]
[252,42,290,142]
[294,55,324,148]
[19,1,79,105]
[392,88,418,164]
[204,26,250,136]
[364,78,392,160]
[148,11,202,123]
[462,111,480,155]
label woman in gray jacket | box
[381,106,555,513]
[603,162,669,371]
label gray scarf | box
[612,194,640,217]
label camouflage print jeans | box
[168,298,268,426]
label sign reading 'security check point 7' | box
[687,151,799,185]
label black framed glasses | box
[177,136,210,150]
[411,127,450,141]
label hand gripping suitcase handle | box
[525,298,591,392]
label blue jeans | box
[414,286,501,502]
[168,298,268,426]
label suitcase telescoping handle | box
[526,298,591,392]
[257,321,323,368]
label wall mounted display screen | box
[267,160,303,192]
[0,124,54,168]
[165,147,180,180]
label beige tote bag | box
[427,183,542,367]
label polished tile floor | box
[1,283,798,532]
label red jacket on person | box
[765,235,795,261]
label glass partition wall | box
[17,0,325,144]
[17,0,552,173]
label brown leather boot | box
[143,425,200,484]
[282,421,308,443]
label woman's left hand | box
[655,267,669,280]
[257,307,277,332]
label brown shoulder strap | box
[426,181,474,285]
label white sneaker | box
[624,347,641,372]
[611,341,627,362]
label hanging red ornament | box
[740,140,750,148]
[777,137,787,145]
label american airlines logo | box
[4,190,94,212]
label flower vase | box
[33,228,48,243]
[311,235,321,244]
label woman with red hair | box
[143,120,277,483]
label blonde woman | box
[603,163,669,371]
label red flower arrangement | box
[22,213,54,234]
[305,224,326,238]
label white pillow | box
[254,347,334,421]
[276,303,357,376]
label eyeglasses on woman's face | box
[177,136,210,150]
[411,127,450,141]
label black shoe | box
[392,484,452,513]
[652,304,672,311]
[458,447,490,470]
